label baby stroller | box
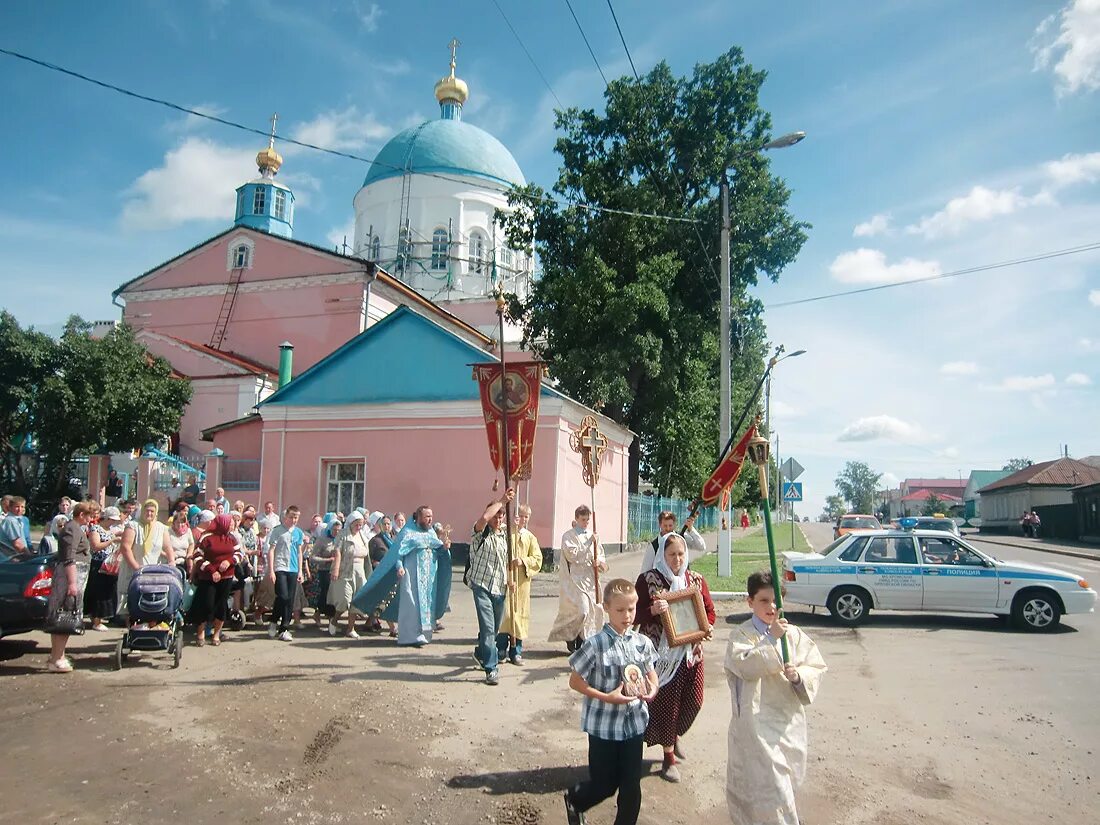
[115,564,185,670]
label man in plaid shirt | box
[469,487,515,686]
[565,578,658,825]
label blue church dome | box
[362,118,525,190]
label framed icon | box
[659,586,710,647]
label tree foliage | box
[1002,457,1033,472]
[0,314,191,501]
[922,493,948,516]
[0,311,57,493]
[823,494,847,521]
[500,48,808,495]
[834,461,881,514]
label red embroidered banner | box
[701,423,757,506]
[472,361,543,480]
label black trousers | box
[191,578,233,624]
[273,571,297,631]
[569,734,644,825]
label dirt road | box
[1,527,1096,824]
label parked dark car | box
[0,544,54,639]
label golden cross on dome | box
[448,38,460,74]
[268,112,278,148]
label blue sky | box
[1,0,1097,512]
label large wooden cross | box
[570,415,607,488]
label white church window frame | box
[324,460,365,515]
[273,189,287,220]
[500,244,514,269]
[226,236,255,271]
[430,228,449,270]
[469,230,487,274]
[252,187,266,215]
[370,235,381,261]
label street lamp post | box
[717,132,805,578]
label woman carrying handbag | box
[45,500,99,672]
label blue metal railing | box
[626,493,718,543]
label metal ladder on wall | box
[394,122,427,280]
[208,266,245,348]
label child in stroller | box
[115,564,185,669]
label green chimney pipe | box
[278,341,294,389]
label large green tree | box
[501,48,808,495]
[0,311,58,494]
[1002,457,1033,472]
[834,461,882,515]
[823,494,847,521]
[32,317,192,497]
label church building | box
[109,48,633,551]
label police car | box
[781,518,1096,631]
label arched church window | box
[252,187,266,215]
[273,189,287,220]
[370,236,381,261]
[397,226,411,272]
[469,230,486,274]
[500,245,514,270]
[233,245,250,269]
[236,191,245,217]
[431,229,449,270]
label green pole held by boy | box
[747,428,790,663]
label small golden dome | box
[256,145,283,175]
[434,72,468,105]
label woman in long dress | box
[634,533,715,783]
[329,511,370,638]
[116,499,173,619]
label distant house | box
[899,488,962,516]
[896,478,967,517]
[962,469,1013,521]
[977,457,1100,536]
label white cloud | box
[1031,0,1100,95]
[906,186,1044,238]
[120,137,254,230]
[166,102,228,133]
[355,2,382,31]
[853,213,891,237]
[1081,337,1100,351]
[940,361,979,376]
[1045,151,1100,187]
[880,472,900,489]
[1066,372,1093,385]
[937,446,961,459]
[770,400,803,419]
[290,106,392,153]
[1089,289,1100,306]
[981,374,1057,391]
[837,415,928,443]
[829,248,940,285]
[326,220,356,253]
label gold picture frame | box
[659,586,710,647]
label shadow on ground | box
[448,765,587,795]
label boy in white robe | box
[548,505,608,650]
[725,571,827,825]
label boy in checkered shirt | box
[564,578,658,825]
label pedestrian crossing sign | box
[782,482,803,502]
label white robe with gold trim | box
[547,527,605,642]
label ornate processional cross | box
[569,415,607,488]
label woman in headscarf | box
[169,509,196,579]
[88,506,125,631]
[365,512,394,635]
[633,532,716,784]
[307,513,340,629]
[116,499,173,620]
[328,510,370,638]
[191,513,243,646]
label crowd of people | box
[2,491,828,825]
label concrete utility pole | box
[716,131,805,578]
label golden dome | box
[256,145,283,175]
[434,72,469,105]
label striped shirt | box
[569,624,658,740]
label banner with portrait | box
[701,423,757,506]
[472,361,544,480]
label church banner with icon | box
[472,361,544,480]
[701,423,758,507]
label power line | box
[606,0,639,79]
[490,0,564,109]
[0,45,699,225]
[764,241,1100,308]
[563,0,610,87]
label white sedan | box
[781,526,1096,631]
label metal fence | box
[626,493,718,544]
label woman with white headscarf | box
[328,510,370,638]
[633,532,716,784]
[116,499,173,619]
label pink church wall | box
[255,408,630,550]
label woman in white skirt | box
[328,510,370,638]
